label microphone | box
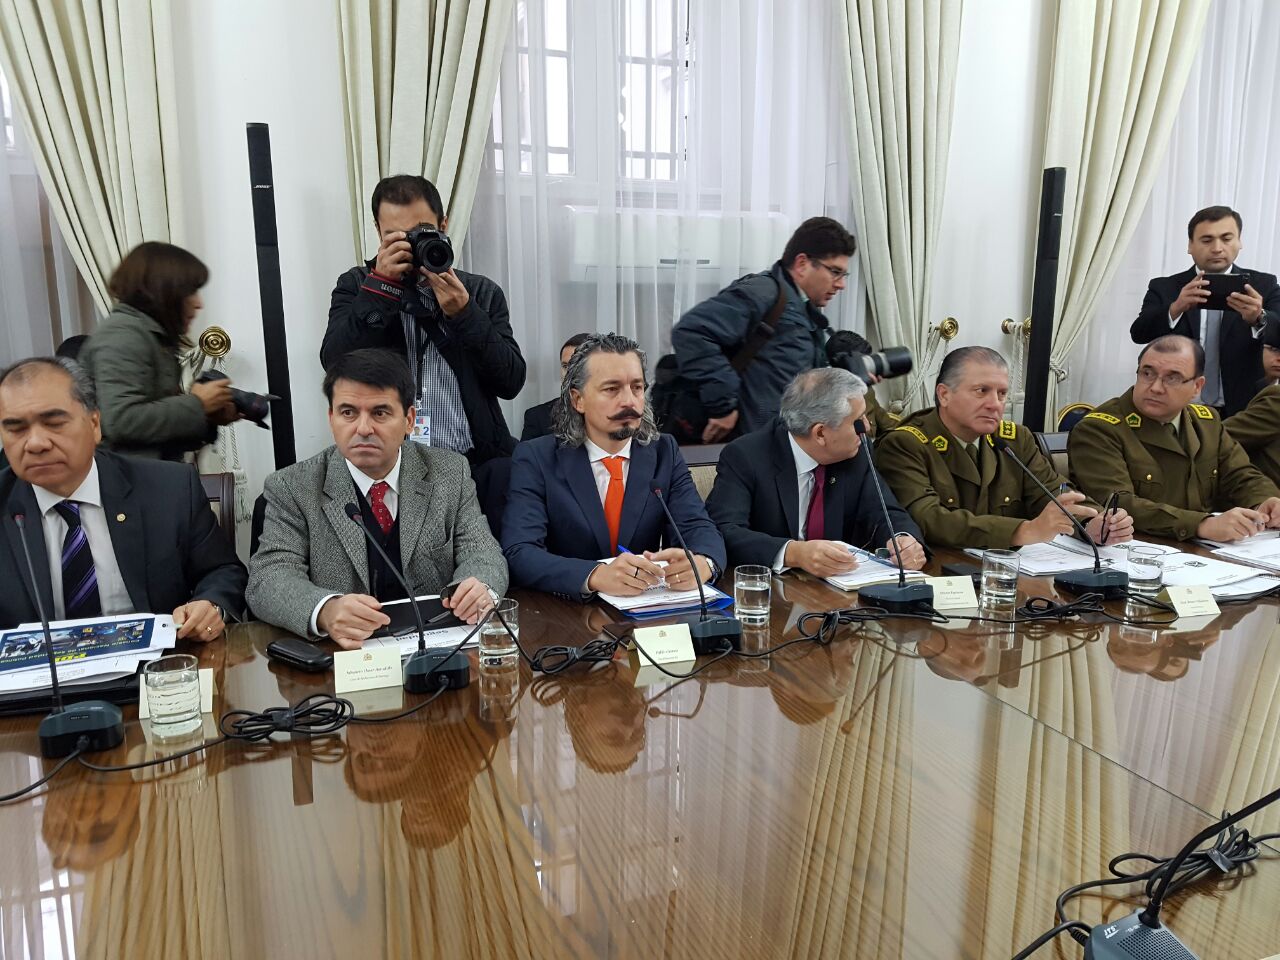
[343,502,468,693]
[851,420,934,613]
[12,512,124,758]
[989,435,1128,599]
[650,486,740,655]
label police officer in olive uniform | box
[1224,385,1280,488]
[1069,334,1280,542]
[864,388,899,438]
[876,346,1135,550]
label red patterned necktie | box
[368,481,394,535]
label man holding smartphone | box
[1130,205,1280,417]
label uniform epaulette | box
[1189,403,1216,420]
[998,420,1017,441]
[894,425,929,444]
[1084,411,1121,425]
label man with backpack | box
[668,217,860,443]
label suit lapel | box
[560,445,611,558]
[322,449,371,592]
[1138,419,1186,458]
[773,428,801,540]
[97,454,150,610]
[3,483,53,615]
[823,459,845,543]
[396,445,430,584]
[1182,410,1202,461]
[617,441,654,552]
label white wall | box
[929,0,1055,416]
[171,0,354,540]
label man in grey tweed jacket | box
[247,349,507,648]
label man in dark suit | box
[520,332,591,441]
[705,367,926,576]
[0,357,246,634]
[502,333,726,599]
[1130,204,1280,417]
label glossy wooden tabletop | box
[3,552,1280,959]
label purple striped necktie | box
[54,501,102,620]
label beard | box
[608,423,637,441]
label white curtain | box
[1061,0,1280,411]
[0,0,184,316]
[462,0,869,424]
[336,0,515,259]
[0,72,99,366]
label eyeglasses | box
[1136,367,1198,389]
[810,260,851,281]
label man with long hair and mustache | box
[502,333,725,600]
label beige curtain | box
[833,0,964,410]
[0,0,182,316]
[1042,0,1210,414]
[336,0,513,261]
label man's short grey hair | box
[554,332,660,447]
[0,356,98,412]
[780,367,867,435]
[935,346,1008,398]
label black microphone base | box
[1083,911,1197,959]
[858,581,934,614]
[404,650,470,693]
[1054,568,1129,600]
[690,616,742,655]
[39,701,125,758]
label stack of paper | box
[824,545,927,592]
[1208,535,1280,573]
[595,558,733,619]
[964,536,1178,577]
[363,595,479,656]
[0,614,175,693]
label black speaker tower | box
[1022,166,1066,433]
[246,123,296,469]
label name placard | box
[1161,585,1220,619]
[924,575,980,612]
[629,623,696,666]
[139,667,215,718]
[334,646,402,693]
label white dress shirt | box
[1169,265,1262,407]
[32,462,133,620]
[773,435,823,572]
[310,453,404,636]
[585,437,632,502]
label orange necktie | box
[603,456,625,554]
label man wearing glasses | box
[672,217,886,442]
[1069,334,1280,542]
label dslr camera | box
[194,370,278,429]
[826,330,912,384]
[404,224,454,274]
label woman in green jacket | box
[80,242,240,460]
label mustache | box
[609,408,642,421]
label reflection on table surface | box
[2,559,1280,959]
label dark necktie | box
[804,465,826,540]
[54,501,102,620]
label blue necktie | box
[54,501,101,620]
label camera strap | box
[730,277,790,373]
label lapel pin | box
[828,476,836,485]
[116,513,126,522]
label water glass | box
[478,657,520,722]
[734,565,772,623]
[479,598,519,665]
[981,549,1020,605]
[144,654,201,740]
[1128,547,1165,596]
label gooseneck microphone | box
[650,486,740,654]
[989,435,1128,599]
[343,503,468,692]
[12,513,125,758]
[851,421,934,613]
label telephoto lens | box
[194,370,278,428]
[827,335,913,384]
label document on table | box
[1208,536,1280,573]
[0,614,175,693]
[824,544,927,592]
[964,536,1177,577]
[363,623,478,657]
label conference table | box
[3,547,1280,959]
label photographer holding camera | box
[323,175,525,468]
[80,242,243,461]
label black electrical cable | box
[0,747,83,804]
[1009,920,1093,960]
[78,736,230,773]
[219,692,356,742]
[348,684,448,724]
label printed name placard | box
[924,575,980,612]
[1161,585,1220,619]
[629,623,696,666]
[334,646,402,693]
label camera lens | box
[867,346,912,379]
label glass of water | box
[479,597,519,665]
[1127,547,1165,596]
[478,657,520,722]
[734,565,771,623]
[981,549,1021,606]
[144,654,201,740]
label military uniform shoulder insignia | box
[1190,403,1216,420]
[998,420,1017,440]
[894,425,929,444]
[1084,411,1121,425]
[1125,412,1141,428]
[932,435,948,452]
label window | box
[493,0,573,175]
[1,69,14,151]
[619,0,683,181]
